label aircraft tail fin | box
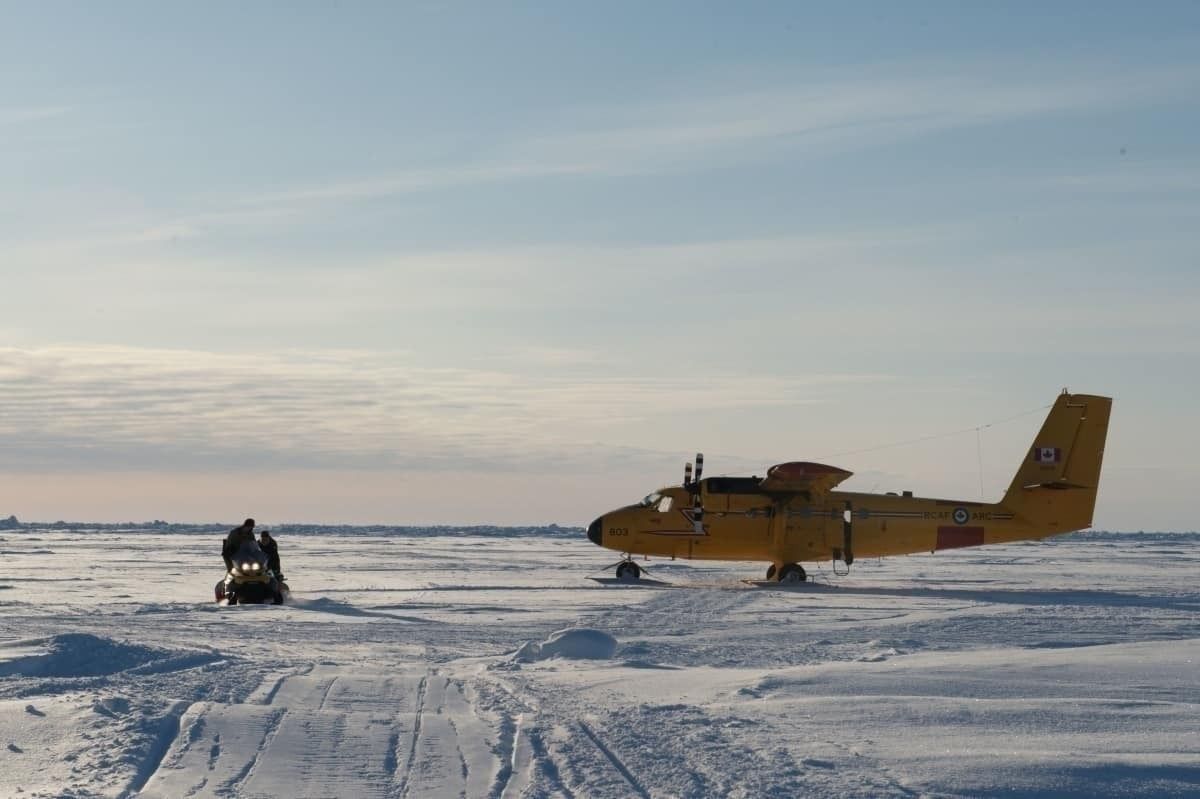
[1000,391,1111,534]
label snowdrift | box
[513,628,618,662]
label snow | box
[513,628,619,662]
[0,528,1198,797]
[0,633,221,679]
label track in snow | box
[137,667,500,799]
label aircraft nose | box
[587,517,603,546]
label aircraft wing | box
[759,461,853,495]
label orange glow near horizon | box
[0,469,656,528]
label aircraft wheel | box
[777,563,806,584]
[616,561,642,582]
[765,564,777,580]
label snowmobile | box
[215,540,288,605]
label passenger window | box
[657,496,673,512]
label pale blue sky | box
[2,2,1198,528]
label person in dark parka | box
[259,528,283,580]
[222,517,256,571]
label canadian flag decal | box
[1032,446,1061,464]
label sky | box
[2,2,1199,529]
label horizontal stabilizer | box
[1022,480,1091,491]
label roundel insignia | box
[952,507,970,525]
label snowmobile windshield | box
[231,541,269,574]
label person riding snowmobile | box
[222,518,256,571]
[258,528,283,581]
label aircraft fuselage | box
[588,486,1058,568]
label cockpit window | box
[656,496,673,512]
[640,492,663,508]
[705,477,765,494]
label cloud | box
[0,105,72,129]
[0,345,891,474]
[3,224,962,320]
[13,58,1195,252]
[9,222,1193,363]
[241,62,1200,209]
[1035,162,1200,194]
[244,60,1200,206]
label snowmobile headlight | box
[251,563,261,571]
[240,562,250,571]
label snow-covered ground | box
[1,529,1197,798]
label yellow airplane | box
[586,391,1111,582]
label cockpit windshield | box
[639,493,673,512]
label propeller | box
[684,461,693,488]
[691,453,705,533]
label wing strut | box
[832,500,854,575]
